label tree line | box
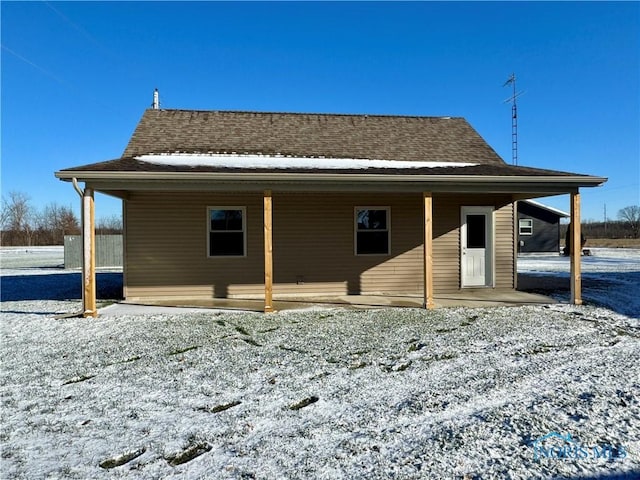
[582,205,640,239]
[1,191,122,246]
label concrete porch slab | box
[108,289,556,315]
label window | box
[355,207,390,255]
[208,207,246,257]
[467,214,487,248]
[519,218,533,236]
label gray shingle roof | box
[122,109,506,165]
[55,108,606,191]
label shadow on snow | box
[575,472,640,480]
[518,270,640,319]
[1,272,123,302]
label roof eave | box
[55,170,607,194]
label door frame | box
[460,206,495,288]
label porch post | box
[570,191,582,305]
[423,192,435,309]
[263,190,274,313]
[82,187,97,317]
[513,199,518,290]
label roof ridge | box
[146,108,462,121]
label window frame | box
[354,206,391,256]
[519,218,534,236]
[206,206,247,258]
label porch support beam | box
[423,192,435,309]
[570,191,582,305]
[263,190,274,313]
[82,187,97,317]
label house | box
[517,200,569,253]
[55,106,606,315]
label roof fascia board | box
[55,170,607,188]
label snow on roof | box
[522,199,570,217]
[135,154,476,170]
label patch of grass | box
[279,345,307,354]
[62,374,96,385]
[615,327,639,338]
[104,356,142,368]
[168,346,199,356]
[513,346,551,357]
[460,315,479,327]
[166,443,212,466]
[428,352,457,362]
[587,238,640,248]
[234,326,250,336]
[197,400,241,414]
[242,337,262,347]
[259,327,279,333]
[289,396,319,410]
[99,447,146,469]
[121,355,141,363]
[408,343,426,352]
[348,361,368,370]
[380,360,412,373]
[350,349,370,356]
[435,327,457,334]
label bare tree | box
[0,198,9,245]
[2,191,35,245]
[58,206,81,239]
[96,214,123,234]
[35,202,80,244]
[1,193,80,246]
[618,205,640,238]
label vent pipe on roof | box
[152,88,159,110]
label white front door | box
[461,207,494,287]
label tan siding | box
[494,201,515,289]
[431,194,515,293]
[432,195,462,293]
[125,192,264,299]
[124,191,515,301]
[273,193,423,296]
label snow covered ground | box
[518,248,640,319]
[1,247,639,479]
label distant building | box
[517,200,569,253]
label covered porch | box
[66,183,590,317]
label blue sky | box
[2,1,639,222]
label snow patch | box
[135,153,476,170]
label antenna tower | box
[503,73,524,165]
